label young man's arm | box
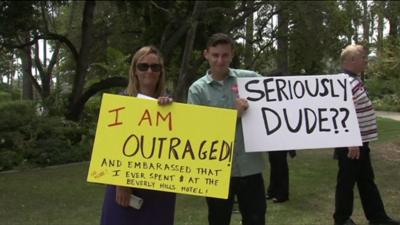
[187,85,203,105]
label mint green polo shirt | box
[187,68,265,177]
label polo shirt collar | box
[205,68,236,84]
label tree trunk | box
[66,0,96,121]
[19,37,33,100]
[362,0,370,49]
[174,0,207,102]
[361,0,370,81]
[377,1,384,56]
[244,1,254,70]
[352,18,359,43]
[68,77,128,121]
[43,39,47,67]
[160,23,191,64]
[276,2,289,76]
[387,1,399,38]
[34,40,51,99]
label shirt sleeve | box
[187,85,202,105]
[350,78,366,103]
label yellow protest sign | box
[87,93,237,199]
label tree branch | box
[2,33,79,63]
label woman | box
[100,46,176,225]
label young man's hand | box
[235,98,249,118]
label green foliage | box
[365,78,400,98]
[0,100,35,131]
[0,149,22,171]
[372,95,400,112]
[0,1,40,42]
[22,116,90,167]
[0,100,92,171]
[80,95,101,134]
[0,49,18,82]
[0,101,35,170]
[0,91,11,102]
[368,38,400,81]
[367,38,400,112]
[90,47,130,81]
[0,1,398,120]
[288,1,349,75]
[0,83,20,100]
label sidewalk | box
[376,111,400,121]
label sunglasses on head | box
[136,63,162,72]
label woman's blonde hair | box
[126,46,166,97]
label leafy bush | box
[0,150,22,171]
[372,95,400,112]
[21,116,92,168]
[0,101,93,171]
[366,78,400,112]
[367,37,400,112]
[0,91,12,102]
[81,95,101,127]
[0,101,35,170]
[0,100,35,131]
[366,78,395,99]
[0,83,20,100]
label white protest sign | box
[237,74,362,152]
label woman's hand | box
[158,96,173,105]
[115,186,132,207]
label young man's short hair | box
[206,33,235,49]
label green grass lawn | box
[1,118,399,225]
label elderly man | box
[333,44,399,225]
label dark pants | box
[267,151,289,200]
[206,173,266,225]
[334,143,388,224]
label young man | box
[187,33,266,225]
[333,44,399,225]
